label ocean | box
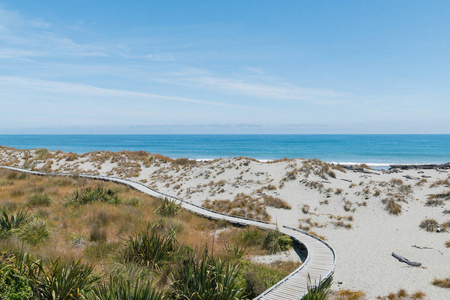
[0,134,449,168]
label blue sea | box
[0,135,449,167]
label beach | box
[0,146,449,298]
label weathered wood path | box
[0,166,336,299]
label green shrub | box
[65,185,121,207]
[35,149,49,160]
[124,227,176,271]
[0,252,33,300]
[33,259,100,299]
[170,250,242,300]
[302,275,333,300]
[155,198,181,217]
[240,262,294,298]
[240,226,264,247]
[89,224,107,243]
[263,229,292,254]
[15,217,50,245]
[28,193,52,207]
[0,209,31,239]
[92,276,164,300]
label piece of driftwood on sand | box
[392,252,422,267]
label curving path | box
[0,166,336,300]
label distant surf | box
[0,134,449,165]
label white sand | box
[1,147,449,298]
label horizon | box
[1,1,450,134]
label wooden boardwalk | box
[0,166,336,300]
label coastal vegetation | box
[0,169,300,299]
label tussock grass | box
[419,219,439,232]
[428,190,450,201]
[432,277,450,288]
[263,228,292,254]
[28,193,52,207]
[65,185,120,207]
[430,179,450,188]
[425,198,444,206]
[155,197,181,217]
[262,195,291,210]
[202,193,270,221]
[332,289,366,299]
[383,198,402,215]
[376,289,426,299]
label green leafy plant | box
[0,209,31,239]
[65,185,121,207]
[302,275,332,300]
[93,275,164,300]
[263,229,292,254]
[124,226,176,271]
[155,198,181,217]
[28,193,52,207]
[33,259,100,300]
[0,252,34,300]
[15,217,50,245]
[170,250,242,300]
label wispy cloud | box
[0,6,107,59]
[155,69,344,101]
[0,76,256,111]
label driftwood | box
[392,252,422,267]
[412,245,432,250]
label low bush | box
[419,219,439,232]
[15,217,50,245]
[93,275,164,300]
[263,229,292,254]
[155,197,181,217]
[383,198,402,215]
[262,195,291,210]
[124,227,176,271]
[376,289,427,299]
[28,193,52,207]
[0,209,31,239]
[170,250,242,300]
[302,275,332,300]
[33,259,100,299]
[89,224,107,243]
[65,185,121,207]
[432,277,450,288]
[240,226,264,247]
[425,199,444,206]
[428,190,450,201]
[203,194,270,221]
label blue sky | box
[1,0,449,134]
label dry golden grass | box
[202,193,270,221]
[432,277,450,288]
[383,198,402,215]
[376,289,426,299]
[0,169,277,277]
[262,194,291,210]
[430,179,450,188]
[330,289,366,299]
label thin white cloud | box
[156,71,344,101]
[0,76,255,111]
[0,6,107,59]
